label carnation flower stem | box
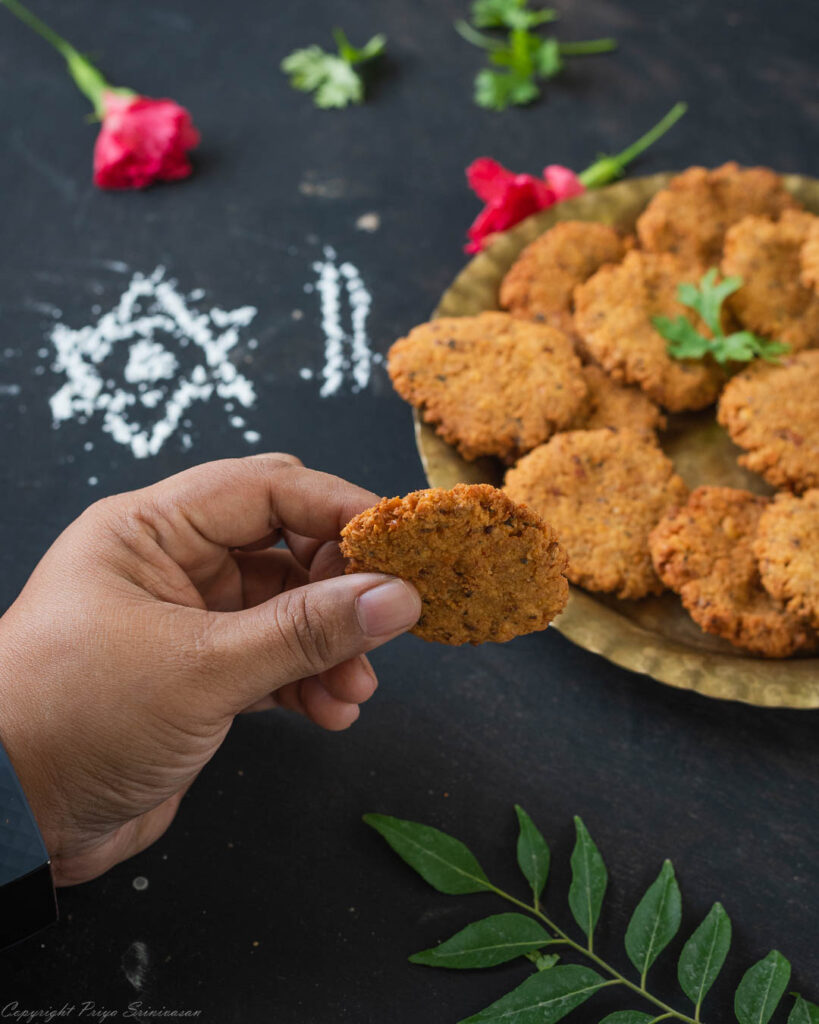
[578,101,688,188]
[1,0,69,55]
[0,0,114,115]
[609,100,689,170]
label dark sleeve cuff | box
[0,740,58,948]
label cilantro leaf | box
[281,29,385,109]
[281,46,335,93]
[651,315,712,361]
[755,339,791,362]
[471,0,557,30]
[475,68,539,109]
[676,268,742,337]
[459,1,615,110]
[533,36,563,77]
[708,330,760,364]
[652,268,790,366]
[281,49,362,108]
[717,332,790,365]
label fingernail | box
[337,703,361,729]
[356,579,421,637]
[359,655,378,683]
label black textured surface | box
[0,865,57,951]
[0,0,817,1020]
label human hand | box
[0,455,421,886]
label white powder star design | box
[49,267,260,458]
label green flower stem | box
[605,100,688,170]
[481,879,701,1024]
[578,101,688,188]
[0,0,120,115]
[558,38,617,55]
[1,0,70,54]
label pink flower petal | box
[94,93,200,190]
[465,176,557,253]
[543,164,585,201]
[466,158,515,202]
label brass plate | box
[413,173,819,708]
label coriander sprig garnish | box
[365,808,817,1024]
[281,28,386,109]
[472,0,559,30]
[653,268,790,366]
[456,0,616,110]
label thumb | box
[203,573,422,713]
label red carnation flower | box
[465,162,557,254]
[464,103,689,253]
[94,92,200,190]
[3,0,200,190]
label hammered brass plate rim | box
[413,172,819,709]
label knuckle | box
[82,497,166,572]
[79,493,152,541]
[246,454,304,489]
[79,493,125,527]
[60,496,142,573]
[252,451,303,467]
[272,588,335,675]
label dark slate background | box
[0,1,817,1021]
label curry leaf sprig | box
[653,268,790,365]
[456,0,617,110]
[364,808,817,1024]
[281,28,386,109]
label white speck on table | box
[355,212,381,233]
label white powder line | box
[314,254,345,398]
[48,266,262,460]
[0,384,21,397]
[340,261,372,392]
[310,247,375,397]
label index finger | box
[134,455,381,553]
